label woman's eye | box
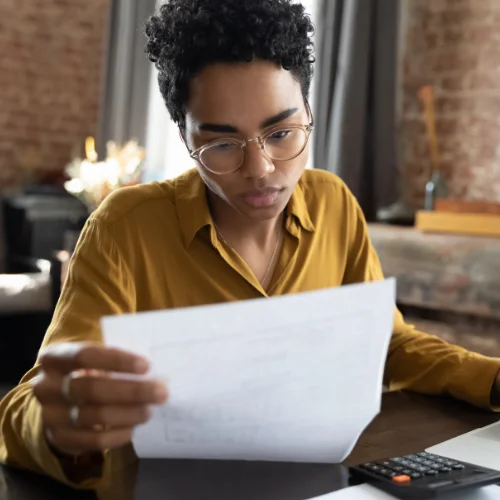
[214,142,235,151]
[269,130,292,140]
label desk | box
[1,392,498,500]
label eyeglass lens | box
[200,127,308,173]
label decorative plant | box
[64,137,146,211]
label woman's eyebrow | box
[198,123,238,133]
[198,107,299,134]
[260,107,299,128]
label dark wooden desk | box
[1,392,498,500]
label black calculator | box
[349,451,500,499]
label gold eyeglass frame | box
[188,102,315,176]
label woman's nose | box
[240,139,275,179]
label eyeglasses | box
[189,114,314,176]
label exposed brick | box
[411,140,430,161]
[440,9,472,26]
[435,95,475,115]
[422,31,438,48]
[0,0,109,192]
[474,95,500,115]
[402,118,427,136]
[469,71,500,90]
[435,117,460,135]
[442,29,466,46]
[399,0,500,204]
[440,76,470,92]
[429,50,480,74]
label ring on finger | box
[61,373,74,403]
[61,368,101,404]
[68,410,110,432]
[67,404,110,431]
[69,405,80,427]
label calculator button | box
[418,452,432,458]
[379,469,391,475]
[416,466,429,473]
[405,454,419,460]
[381,461,392,467]
[425,470,438,476]
[392,466,404,472]
[430,464,442,470]
[392,457,404,463]
[439,467,452,473]
[402,469,412,475]
[393,475,411,484]
[410,472,422,479]
[412,457,425,463]
[422,460,435,466]
[444,460,456,466]
[452,464,465,470]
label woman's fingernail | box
[134,357,149,372]
[154,383,167,401]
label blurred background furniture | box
[0,189,87,385]
[0,257,54,384]
[2,187,87,265]
[370,224,500,357]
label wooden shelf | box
[435,198,500,215]
[415,210,500,237]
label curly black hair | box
[145,0,315,128]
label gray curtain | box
[313,0,400,221]
[97,0,157,158]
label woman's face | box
[183,59,311,222]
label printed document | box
[102,279,395,461]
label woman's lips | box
[240,188,284,208]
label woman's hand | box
[32,342,167,457]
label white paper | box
[306,484,398,499]
[307,484,500,499]
[427,419,500,471]
[102,279,395,461]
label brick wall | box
[0,0,109,194]
[399,0,500,207]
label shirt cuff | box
[448,352,500,410]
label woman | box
[1,0,500,489]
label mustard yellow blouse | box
[1,168,499,489]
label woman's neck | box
[209,192,283,249]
